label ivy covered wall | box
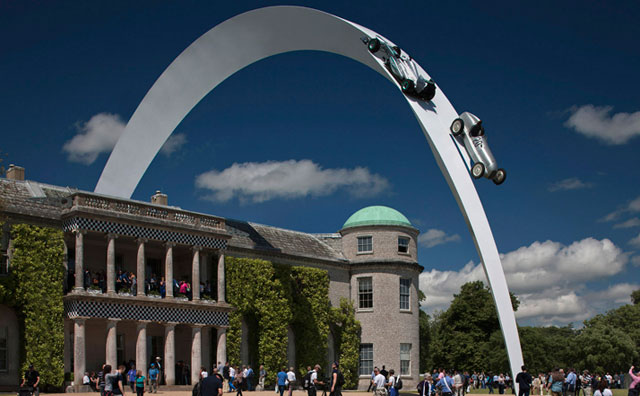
[4,224,66,389]
[225,257,360,387]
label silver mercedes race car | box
[361,35,436,101]
[450,112,507,185]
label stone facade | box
[0,175,423,391]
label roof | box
[342,205,413,229]
[0,177,346,263]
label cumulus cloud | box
[63,113,125,164]
[565,105,640,145]
[195,159,390,203]
[160,133,187,156]
[419,237,629,325]
[613,218,640,229]
[418,228,461,248]
[601,195,640,222]
[548,177,593,192]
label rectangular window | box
[359,344,373,376]
[357,236,372,253]
[399,278,411,310]
[400,343,411,375]
[398,237,409,253]
[0,327,7,371]
[358,277,373,309]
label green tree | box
[584,303,640,361]
[632,289,640,305]
[571,322,638,373]
[430,281,518,371]
[331,298,361,389]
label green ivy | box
[225,257,360,388]
[11,224,66,389]
[330,298,361,389]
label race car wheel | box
[492,169,507,185]
[392,46,402,58]
[420,82,436,101]
[451,118,464,136]
[368,38,380,53]
[401,79,415,95]
[472,163,485,179]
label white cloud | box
[630,233,640,248]
[419,237,629,325]
[601,195,640,222]
[418,228,461,248]
[587,283,638,305]
[160,133,187,156]
[62,113,125,164]
[631,256,640,267]
[565,105,640,145]
[613,217,640,229]
[548,177,593,192]
[195,159,390,203]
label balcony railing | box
[65,193,225,231]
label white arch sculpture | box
[95,6,524,379]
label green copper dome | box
[342,206,413,229]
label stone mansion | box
[0,165,422,391]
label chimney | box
[6,164,25,181]
[151,190,168,206]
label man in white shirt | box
[373,368,387,396]
[287,367,297,396]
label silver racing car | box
[361,35,436,101]
[450,112,507,185]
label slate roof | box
[0,177,346,262]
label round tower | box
[340,206,421,390]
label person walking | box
[135,370,145,396]
[287,367,296,396]
[437,371,454,396]
[229,365,236,392]
[149,363,160,393]
[549,369,565,396]
[21,364,40,396]
[277,367,288,396]
[235,366,244,396]
[258,365,266,392]
[330,362,343,396]
[368,368,377,392]
[201,369,224,396]
[418,373,434,396]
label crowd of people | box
[63,268,215,299]
[413,366,640,396]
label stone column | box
[73,318,86,387]
[136,239,147,296]
[165,243,175,298]
[191,325,203,385]
[136,321,149,378]
[106,234,117,294]
[216,328,227,365]
[74,230,85,291]
[164,323,177,385]
[217,254,225,302]
[105,318,119,367]
[191,247,201,300]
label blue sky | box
[2,1,639,326]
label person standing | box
[629,366,640,396]
[127,367,137,393]
[516,366,533,396]
[437,371,454,396]
[223,363,230,392]
[498,374,506,395]
[368,368,378,392]
[108,365,127,396]
[566,369,577,396]
[330,362,343,396]
[287,367,296,396]
[277,367,288,396]
[548,369,565,396]
[373,368,387,396]
[135,370,145,396]
[453,371,463,396]
[387,370,398,396]
[306,366,318,396]
[155,357,163,385]
[418,373,434,396]
[149,363,160,393]
[235,366,244,396]
[380,366,389,380]
[246,365,254,391]
[229,365,236,392]
[21,364,40,396]
[258,365,266,392]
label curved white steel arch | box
[96,5,523,379]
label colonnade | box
[71,229,226,301]
[72,318,228,386]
